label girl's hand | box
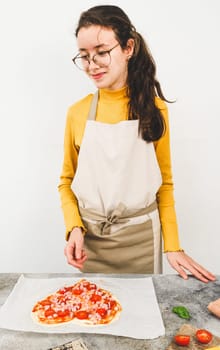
[166,251,216,283]
[64,227,87,269]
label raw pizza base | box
[31,279,122,327]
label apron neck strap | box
[87,90,99,121]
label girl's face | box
[76,25,133,90]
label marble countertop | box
[0,273,219,350]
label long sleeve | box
[58,109,86,240]
[154,99,182,251]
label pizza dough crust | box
[31,279,122,327]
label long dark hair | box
[75,5,169,142]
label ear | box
[125,38,135,58]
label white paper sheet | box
[0,275,165,339]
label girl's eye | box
[80,55,89,61]
[97,51,108,57]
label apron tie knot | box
[79,201,158,237]
[101,203,128,235]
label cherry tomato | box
[56,309,71,318]
[82,281,90,288]
[44,308,56,317]
[96,308,107,318]
[72,288,83,295]
[58,286,73,294]
[104,299,116,310]
[82,281,97,290]
[196,329,213,344]
[174,334,190,346]
[90,294,102,303]
[87,283,97,291]
[75,310,89,320]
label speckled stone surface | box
[0,273,219,350]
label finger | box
[75,252,88,264]
[167,252,216,283]
[170,260,189,280]
[204,271,216,281]
[66,254,85,268]
[75,242,84,260]
[64,245,74,260]
[193,268,215,282]
[188,268,209,283]
[184,256,216,281]
[74,254,87,268]
[69,261,84,269]
[178,261,210,283]
[168,256,208,282]
[64,245,81,267]
[65,246,87,268]
[190,262,216,281]
[166,254,189,279]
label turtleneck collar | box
[98,87,128,101]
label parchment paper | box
[0,274,165,339]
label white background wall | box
[0,0,219,274]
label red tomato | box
[195,329,213,344]
[75,310,89,320]
[82,281,90,287]
[104,299,116,310]
[96,308,107,318]
[82,281,97,290]
[39,299,52,307]
[58,286,73,294]
[72,288,83,295]
[87,283,97,291]
[90,294,102,303]
[56,309,71,317]
[174,334,190,346]
[44,308,56,317]
[57,288,66,294]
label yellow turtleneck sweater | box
[58,87,181,252]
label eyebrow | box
[78,44,109,52]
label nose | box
[88,60,99,69]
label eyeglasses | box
[72,43,120,70]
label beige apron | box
[72,91,163,274]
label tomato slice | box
[90,293,102,303]
[44,308,56,317]
[56,309,71,317]
[82,281,90,288]
[196,329,213,344]
[174,334,190,346]
[58,286,73,294]
[72,288,83,295]
[82,281,97,291]
[96,308,107,318]
[75,310,89,320]
[57,288,66,294]
[104,298,116,310]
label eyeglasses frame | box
[72,43,120,70]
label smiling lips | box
[91,72,105,80]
